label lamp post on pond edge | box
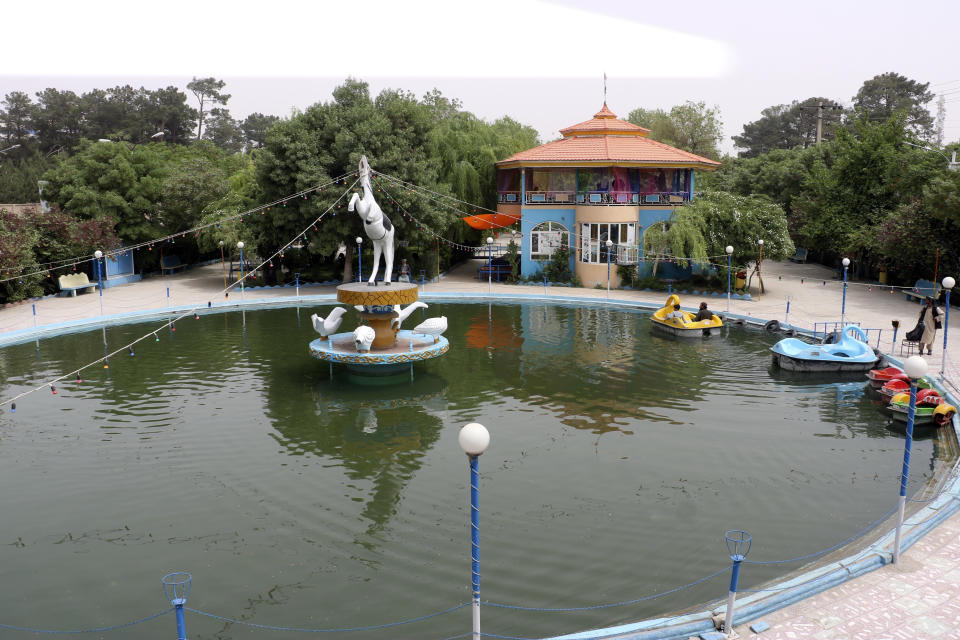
[459,422,490,640]
[841,257,850,328]
[356,236,363,283]
[726,245,734,312]
[219,241,226,289]
[486,236,493,294]
[894,355,928,564]
[237,242,245,300]
[724,530,751,637]
[161,571,192,640]
[942,277,955,375]
[757,239,764,296]
[606,239,613,298]
[94,250,104,315]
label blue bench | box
[161,255,187,275]
[904,278,938,303]
[788,248,807,263]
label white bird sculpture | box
[311,307,347,339]
[353,325,376,352]
[392,301,428,330]
[412,316,448,344]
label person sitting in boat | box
[694,302,714,322]
[667,304,686,322]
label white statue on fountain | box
[348,155,395,286]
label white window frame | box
[580,222,636,264]
[530,221,569,259]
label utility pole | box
[816,102,824,144]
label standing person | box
[920,297,941,355]
[398,258,411,283]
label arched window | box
[530,221,569,259]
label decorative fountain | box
[308,156,449,377]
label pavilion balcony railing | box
[497,191,692,205]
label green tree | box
[733,97,843,157]
[683,190,794,265]
[33,88,84,153]
[852,72,934,140]
[187,77,230,141]
[628,101,723,159]
[203,107,245,153]
[254,78,462,282]
[1,91,35,151]
[0,151,53,202]
[160,142,241,232]
[0,206,118,303]
[41,139,171,243]
[794,115,936,258]
[241,113,280,148]
[140,86,197,144]
[641,207,708,275]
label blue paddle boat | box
[771,325,880,372]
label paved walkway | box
[2,259,960,639]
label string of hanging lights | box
[0,178,360,413]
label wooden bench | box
[904,278,938,303]
[58,273,98,296]
[161,255,187,274]
[788,248,807,263]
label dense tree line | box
[0,78,538,303]
[707,71,958,285]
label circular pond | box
[0,302,946,639]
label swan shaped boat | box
[650,294,723,337]
[771,325,880,372]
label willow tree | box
[641,207,708,276]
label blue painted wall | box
[520,208,575,278]
[105,251,134,277]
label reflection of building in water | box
[512,305,710,433]
[267,374,448,539]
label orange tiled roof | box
[558,103,650,137]
[499,104,720,170]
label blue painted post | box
[486,237,493,295]
[785,297,791,325]
[32,303,37,329]
[356,237,363,283]
[166,287,170,308]
[543,274,547,295]
[892,320,899,352]
[94,250,104,316]
[894,356,928,564]
[161,572,192,640]
[606,239,613,298]
[723,530,752,636]
[295,272,300,298]
[668,283,672,296]
[841,257,850,328]
[941,278,954,375]
[726,246,733,312]
[458,423,490,640]
[237,241,246,301]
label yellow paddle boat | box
[651,294,724,337]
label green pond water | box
[0,302,947,639]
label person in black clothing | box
[694,302,714,322]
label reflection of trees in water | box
[511,305,717,433]
[265,371,448,537]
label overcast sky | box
[3,0,959,155]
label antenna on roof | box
[603,72,607,103]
